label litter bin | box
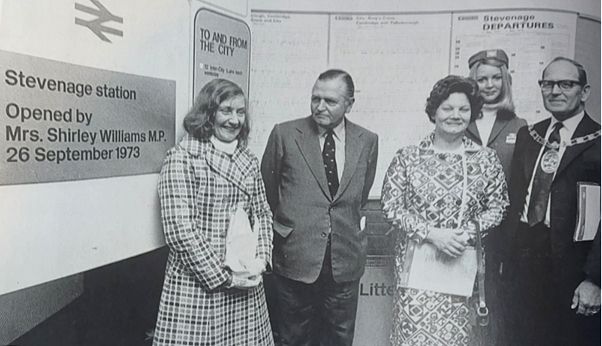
[353,215,395,346]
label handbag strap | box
[461,149,489,326]
[474,220,489,326]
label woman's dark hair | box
[183,78,250,145]
[425,75,483,123]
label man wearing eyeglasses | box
[504,57,600,346]
[261,69,378,346]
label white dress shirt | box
[318,119,346,181]
[520,111,585,226]
[475,108,497,145]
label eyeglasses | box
[217,107,246,116]
[538,80,582,91]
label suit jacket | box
[505,114,601,294]
[261,116,378,283]
[465,109,527,183]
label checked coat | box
[153,135,274,346]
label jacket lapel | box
[555,114,601,177]
[294,117,331,200]
[523,119,550,182]
[335,121,363,201]
[203,142,253,195]
[487,116,511,145]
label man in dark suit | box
[505,57,600,346]
[261,69,378,346]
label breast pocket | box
[273,219,294,239]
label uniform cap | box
[468,49,509,68]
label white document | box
[405,243,477,297]
[224,206,258,273]
[574,183,600,242]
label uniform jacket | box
[505,114,601,293]
[261,116,378,283]
[154,135,274,346]
[466,110,527,268]
[465,109,527,183]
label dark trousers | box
[271,242,360,346]
[507,222,601,346]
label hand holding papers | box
[230,271,262,290]
[400,241,478,297]
[224,205,264,287]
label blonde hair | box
[469,61,515,114]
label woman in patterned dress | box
[153,79,274,346]
[381,75,509,346]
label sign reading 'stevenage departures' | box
[0,50,176,185]
[194,8,251,98]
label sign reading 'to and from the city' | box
[194,8,251,98]
[0,50,176,185]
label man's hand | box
[571,280,601,316]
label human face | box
[433,92,472,137]
[212,95,246,143]
[475,64,503,104]
[541,60,590,121]
[310,78,353,129]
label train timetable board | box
[248,9,583,198]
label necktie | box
[322,130,339,198]
[527,122,563,226]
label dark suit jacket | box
[505,114,601,295]
[466,109,527,183]
[261,116,378,283]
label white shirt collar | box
[318,118,346,140]
[549,111,584,141]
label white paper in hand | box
[224,206,258,274]
[404,243,477,297]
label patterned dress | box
[381,134,508,346]
[153,135,274,346]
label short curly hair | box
[425,75,483,123]
[183,78,250,146]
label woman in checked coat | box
[153,79,274,346]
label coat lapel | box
[192,139,252,195]
[487,116,511,145]
[294,117,331,200]
[555,114,601,177]
[335,121,363,201]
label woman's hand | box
[426,227,470,258]
[225,258,266,290]
[229,272,261,290]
